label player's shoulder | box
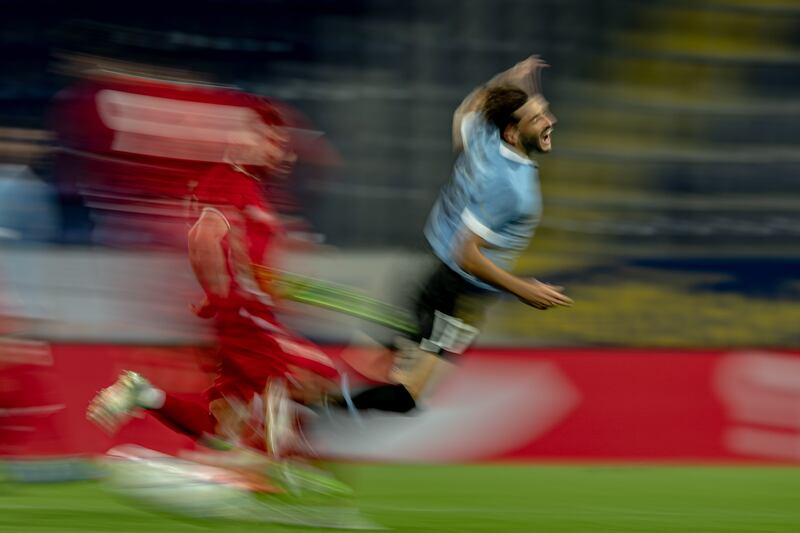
[202,163,254,186]
[194,163,251,202]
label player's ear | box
[503,123,518,145]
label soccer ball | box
[103,445,253,520]
[101,445,379,529]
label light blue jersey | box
[424,111,541,291]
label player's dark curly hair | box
[481,86,529,141]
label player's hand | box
[190,295,218,319]
[514,279,572,310]
[493,55,549,94]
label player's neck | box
[500,139,532,164]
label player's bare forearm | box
[188,212,230,300]
[457,234,527,296]
[190,242,229,300]
[457,231,572,309]
[486,55,548,95]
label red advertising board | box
[3,345,800,463]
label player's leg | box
[87,370,215,439]
[151,393,216,440]
[86,370,158,433]
[348,262,484,412]
[264,376,292,457]
[212,331,353,496]
[339,263,451,412]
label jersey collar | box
[499,142,535,166]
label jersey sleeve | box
[191,166,233,227]
[460,177,520,248]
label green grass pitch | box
[2,464,799,532]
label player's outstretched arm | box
[451,87,485,152]
[486,55,548,95]
[457,230,572,310]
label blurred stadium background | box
[1,0,800,531]
[2,0,799,346]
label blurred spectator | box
[0,164,59,243]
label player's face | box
[239,126,294,178]
[515,95,556,154]
[243,123,283,166]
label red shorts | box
[205,304,338,404]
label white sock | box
[137,387,165,409]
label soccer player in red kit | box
[87,102,340,456]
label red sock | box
[149,393,215,440]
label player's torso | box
[496,168,541,251]
[425,150,541,291]
[191,164,283,308]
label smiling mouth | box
[541,127,553,144]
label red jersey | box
[191,163,339,400]
[52,74,272,194]
[191,163,283,308]
[51,72,290,248]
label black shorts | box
[412,259,496,343]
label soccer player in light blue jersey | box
[347,57,573,413]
